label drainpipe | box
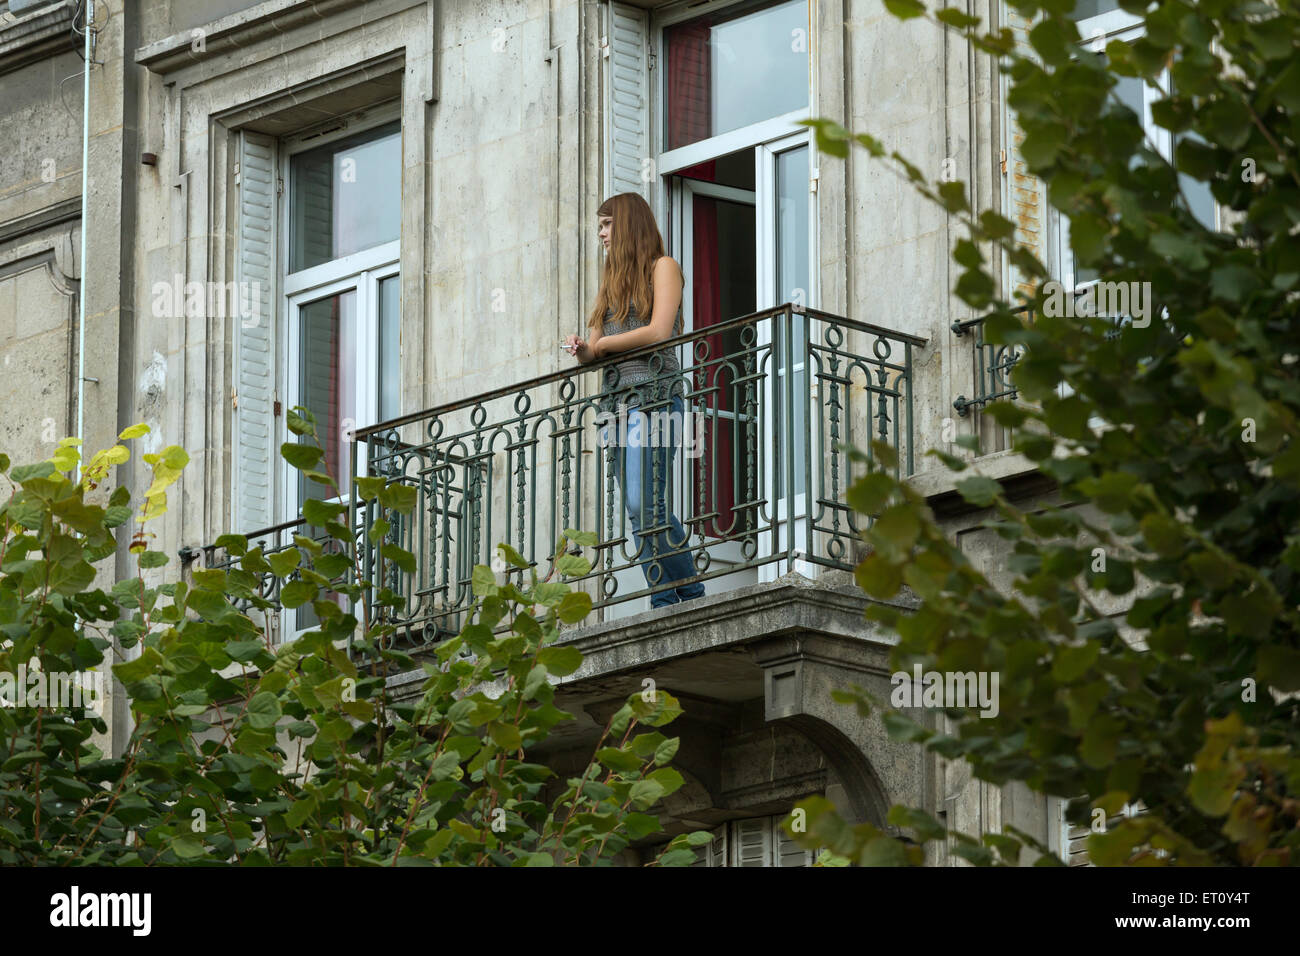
[74,0,94,482]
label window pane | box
[1178,152,1217,230]
[776,146,809,306]
[378,275,401,422]
[1070,0,1121,20]
[665,0,809,151]
[774,145,808,499]
[298,290,357,504]
[290,122,401,272]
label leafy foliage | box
[0,412,699,865]
[790,0,1300,865]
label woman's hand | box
[563,334,592,363]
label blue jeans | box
[610,394,706,608]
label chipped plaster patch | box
[139,350,166,455]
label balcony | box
[200,304,924,647]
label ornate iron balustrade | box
[953,290,1130,417]
[197,515,356,643]
[350,303,924,648]
[952,305,1030,417]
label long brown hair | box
[586,192,683,334]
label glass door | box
[282,254,399,638]
[757,137,813,582]
[678,177,757,590]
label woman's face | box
[597,214,613,251]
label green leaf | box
[954,475,1001,508]
[855,553,902,599]
[472,565,498,596]
[268,548,301,578]
[556,590,592,624]
[1080,714,1122,769]
[380,483,418,515]
[11,462,55,482]
[887,804,947,842]
[1257,646,1300,693]
[381,542,416,574]
[246,691,282,731]
[281,442,323,470]
[286,408,315,437]
[356,476,385,501]
[1052,642,1100,683]
[882,0,925,20]
[595,747,643,773]
[562,528,598,547]
[303,498,346,526]
[537,645,583,677]
[846,473,895,515]
[279,580,317,609]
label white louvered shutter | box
[1066,800,1149,866]
[606,2,651,199]
[732,817,771,867]
[690,824,727,867]
[233,131,278,532]
[774,819,813,867]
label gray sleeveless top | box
[601,302,686,403]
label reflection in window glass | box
[298,290,357,504]
[1070,0,1121,20]
[664,0,809,151]
[774,145,808,499]
[290,122,401,272]
[1177,134,1217,230]
[378,275,401,422]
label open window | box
[231,107,402,639]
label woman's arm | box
[594,257,683,358]
[580,323,603,365]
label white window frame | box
[277,110,402,524]
[1049,11,1197,420]
[671,178,757,579]
[651,0,818,584]
[757,133,815,582]
[276,110,402,639]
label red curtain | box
[666,19,713,156]
[669,17,741,537]
[689,198,739,539]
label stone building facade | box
[1,0,1191,865]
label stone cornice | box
[0,0,77,78]
[133,0,416,75]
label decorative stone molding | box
[133,0,416,75]
[0,0,77,79]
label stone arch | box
[778,713,891,827]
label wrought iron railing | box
[953,289,1130,417]
[197,516,356,643]
[349,303,924,647]
[951,305,1029,417]
[194,304,923,648]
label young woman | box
[563,192,706,609]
